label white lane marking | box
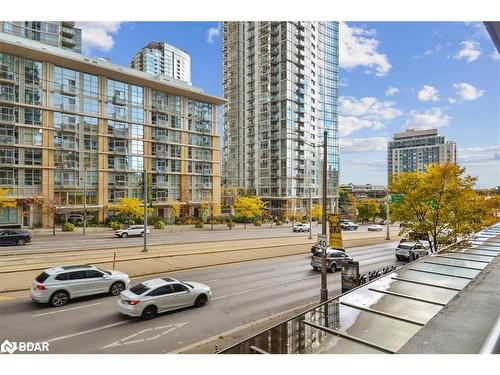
[100,322,189,349]
[32,302,102,317]
[47,321,129,343]
[213,275,318,300]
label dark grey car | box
[311,249,352,272]
[0,230,32,246]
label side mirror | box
[103,274,111,279]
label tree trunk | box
[53,215,56,236]
[244,222,247,229]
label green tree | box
[234,196,268,229]
[389,162,498,252]
[357,199,380,223]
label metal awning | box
[220,223,500,354]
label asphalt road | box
[0,223,399,253]
[0,241,405,354]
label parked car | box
[68,213,94,223]
[395,240,430,261]
[368,224,383,231]
[30,265,130,307]
[115,225,150,238]
[311,248,352,272]
[0,229,32,246]
[117,277,212,320]
[340,221,358,231]
[379,220,387,225]
[292,223,311,232]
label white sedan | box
[368,224,383,231]
[117,277,212,320]
[115,225,150,238]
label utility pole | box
[142,169,148,252]
[386,188,390,240]
[321,130,328,303]
[308,187,312,240]
[83,167,87,235]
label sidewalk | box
[0,235,398,294]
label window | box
[68,271,87,280]
[130,284,150,295]
[55,273,69,281]
[35,272,49,283]
[148,285,174,296]
[172,284,188,293]
[87,270,104,278]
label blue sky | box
[76,21,500,188]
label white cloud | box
[339,116,384,137]
[206,23,221,44]
[458,146,500,166]
[385,87,399,96]
[417,85,440,102]
[404,108,451,130]
[75,22,122,54]
[340,96,402,120]
[491,49,500,61]
[448,98,456,104]
[454,40,481,63]
[340,137,388,153]
[453,82,485,101]
[339,22,391,76]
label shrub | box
[154,221,165,229]
[195,221,204,228]
[111,222,123,230]
[253,220,262,226]
[316,219,323,225]
[62,223,75,232]
[227,221,235,229]
[276,220,283,226]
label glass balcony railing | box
[0,71,16,82]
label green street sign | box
[430,198,439,211]
[390,194,404,203]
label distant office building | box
[0,21,81,53]
[340,183,387,200]
[130,42,191,84]
[0,33,223,228]
[388,128,456,177]
[222,22,339,217]
[484,22,500,53]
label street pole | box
[386,188,390,240]
[321,130,328,303]
[308,187,312,240]
[142,169,148,252]
[83,167,87,236]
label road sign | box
[328,213,344,250]
[316,234,328,250]
[430,198,439,211]
[341,261,360,293]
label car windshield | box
[130,283,150,295]
[98,268,111,275]
[182,282,194,289]
[398,244,413,250]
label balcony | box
[61,103,77,113]
[61,37,76,47]
[0,92,15,103]
[112,94,127,106]
[113,146,128,154]
[113,129,128,138]
[1,135,15,144]
[271,47,280,56]
[61,26,75,37]
[61,84,78,96]
[152,102,167,113]
[202,182,213,189]
[114,163,128,171]
[271,28,279,36]
[0,71,15,83]
[60,122,77,131]
[0,112,15,124]
[62,21,75,27]
[112,112,127,121]
[270,37,279,46]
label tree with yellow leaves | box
[168,199,181,224]
[111,198,152,224]
[311,204,322,221]
[234,196,268,229]
[357,199,381,223]
[390,162,498,252]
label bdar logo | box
[1,340,17,354]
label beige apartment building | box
[0,33,224,228]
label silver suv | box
[30,265,130,307]
[311,249,353,272]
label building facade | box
[222,21,339,217]
[0,21,82,53]
[130,42,191,85]
[0,33,223,228]
[387,128,457,178]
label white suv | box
[30,265,130,307]
[292,223,311,232]
[115,225,150,238]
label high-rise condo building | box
[0,32,223,228]
[0,21,82,53]
[222,21,339,217]
[130,42,191,85]
[387,128,457,178]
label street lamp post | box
[308,187,312,240]
[142,169,148,252]
[321,130,328,303]
[386,188,390,241]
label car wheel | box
[110,281,125,296]
[142,305,158,320]
[121,232,128,238]
[17,239,26,246]
[140,232,144,237]
[194,294,208,307]
[50,291,69,307]
[330,263,337,273]
[313,266,319,271]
